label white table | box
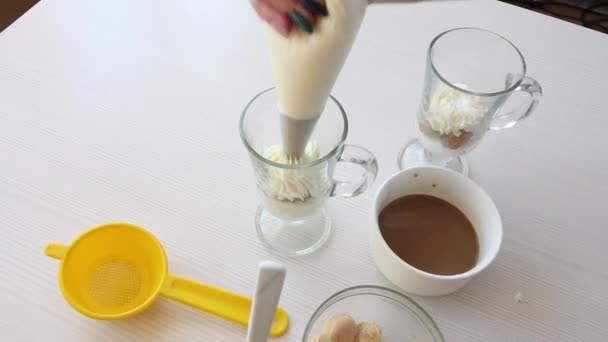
[1,0,607,340]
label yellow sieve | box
[45,222,289,337]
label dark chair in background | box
[1,1,606,34]
[503,0,608,32]
[1,0,39,32]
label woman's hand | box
[250,0,328,36]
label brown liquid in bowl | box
[379,194,479,275]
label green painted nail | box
[300,0,328,16]
[288,10,313,34]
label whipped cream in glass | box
[426,84,486,137]
[260,143,327,221]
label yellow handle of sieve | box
[161,274,289,337]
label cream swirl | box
[263,143,323,202]
[427,85,486,137]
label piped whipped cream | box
[427,85,487,136]
[263,143,323,202]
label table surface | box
[1,0,607,341]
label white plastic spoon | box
[246,261,288,342]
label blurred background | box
[1,0,38,32]
[503,0,607,32]
[1,0,606,34]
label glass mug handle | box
[490,76,543,130]
[331,144,378,198]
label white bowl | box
[371,166,502,296]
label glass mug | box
[398,27,543,175]
[240,88,378,256]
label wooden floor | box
[0,0,39,32]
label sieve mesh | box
[89,259,142,308]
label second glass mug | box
[398,27,543,175]
[240,88,378,256]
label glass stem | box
[424,149,453,167]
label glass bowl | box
[302,285,444,341]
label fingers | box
[288,2,317,34]
[252,0,329,35]
[299,0,328,16]
[251,0,292,36]
[264,0,300,13]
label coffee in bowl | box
[379,194,479,276]
[371,166,502,296]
